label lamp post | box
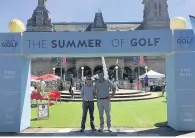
[115,66,119,81]
[52,67,55,75]
[81,66,84,80]
[145,66,148,73]
[63,68,66,82]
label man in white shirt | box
[149,80,154,92]
[80,76,96,132]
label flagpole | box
[138,56,140,80]
[60,57,63,79]
[63,64,66,82]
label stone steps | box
[61,90,142,95]
[61,93,160,102]
[59,90,161,102]
[61,92,151,99]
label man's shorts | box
[145,83,148,87]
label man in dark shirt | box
[69,74,76,98]
[80,76,96,132]
[144,75,149,91]
[130,77,133,89]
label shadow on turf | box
[31,104,37,108]
[0,125,193,137]
[31,118,38,121]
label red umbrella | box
[31,75,39,81]
[37,74,61,81]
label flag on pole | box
[189,15,195,32]
[133,56,139,65]
[139,56,145,65]
[56,57,61,65]
[62,57,66,65]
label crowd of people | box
[135,75,166,96]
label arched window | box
[154,2,158,9]
[158,2,162,17]
[154,2,158,17]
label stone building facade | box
[27,0,170,80]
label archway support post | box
[166,29,195,131]
[166,52,195,131]
[0,55,31,132]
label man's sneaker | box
[80,129,84,132]
[98,128,103,132]
[91,128,96,131]
[108,128,112,132]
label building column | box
[81,66,84,80]
[115,66,119,81]
[63,67,66,81]
[77,70,79,79]
[121,68,124,80]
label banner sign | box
[37,104,49,119]
[174,53,195,130]
[0,56,30,132]
[22,30,172,56]
[0,33,22,55]
[1,29,195,132]
[173,29,195,52]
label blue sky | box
[1,0,195,32]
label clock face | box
[36,12,43,25]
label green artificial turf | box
[31,94,167,128]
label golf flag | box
[189,15,195,32]
[62,57,66,65]
[139,56,145,65]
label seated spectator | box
[33,85,38,92]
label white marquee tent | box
[139,70,165,79]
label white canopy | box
[139,70,165,79]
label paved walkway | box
[1,127,195,136]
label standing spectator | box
[136,79,141,90]
[69,74,76,98]
[149,80,154,92]
[162,81,166,96]
[130,78,133,89]
[144,75,149,91]
[140,79,144,90]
